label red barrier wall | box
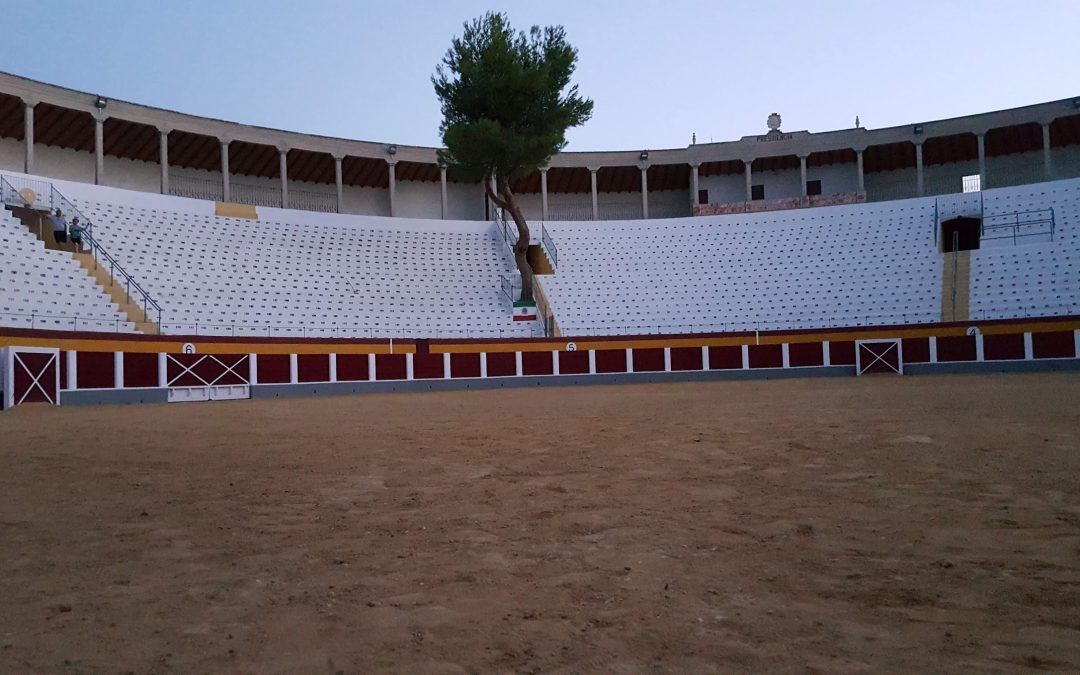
[709,345,742,369]
[632,348,665,372]
[594,349,626,374]
[486,352,517,377]
[124,352,158,387]
[336,354,369,381]
[748,344,783,368]
[1032,331,1075,359]
[937,336,976,362]
[559,350,589,375]
[829,341,855,366]
[375,354,407,380]
[450,353,481,378]
[901,338,930,363]
[297,354,330,383]
[77,351,114,389]
[984,334,1024,360]
[412,353,445,379]
[258,354,291,384]
[522,351,553,376]
[788,342,823,367]
[670,347,702,371]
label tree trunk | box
[487,176,534,303]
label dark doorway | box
[806,179,822,196]
[697,189,709,205]
[751,184,765,201]
[940,216,981,251]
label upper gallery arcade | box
[0,71,1078,221]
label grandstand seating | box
[541,178,1080,334]
[69,191,530,338]
[542,199,943,334]
[0,208,137,332]
[969,180,1080,320]
[0,172,1076,338]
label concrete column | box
[334,155,344,214]
[589,168,599,220]
[23,101,34,174]
[67,350,78,390]
[439,166,448,219]
[915,142,925,197]
[94,116,105,185]
[114,351,124,389]
[640,166,649,219]
[289,353,298,384]
[799,155,808,196]
[158,129,170,195]
[156,353,166,388]
[220,140,231,202]
[387,160,397,217]
[249,353,259,385]
[855,150,865,193]
[690,164,700,206]
[329,353,338,382]
[976,133,986,186]
[540,168,549,220]
[278,148,289,208]
[744,161,753,201]
[1041,123,1053,180]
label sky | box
[0,0,1077,152]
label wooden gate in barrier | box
[2,347,60,408]
[855,339,903,375]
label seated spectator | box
[49,208,68,245]
[69,217,85,251]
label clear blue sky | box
[1,0,1076,151]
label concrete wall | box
[698,161,860,205]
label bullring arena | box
[1,66,1080,671]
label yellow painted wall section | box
[1,320,1076,355]
[214,202,259,219]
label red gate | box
[855,339,903,375]
[3,347,60,408]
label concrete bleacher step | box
[940,250,971,322]
[73,252,159,334]
[527,244,555,275]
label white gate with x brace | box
[166,353,250,403]
[2,347,60,408]
[855,339,904,375]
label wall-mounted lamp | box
[913,125,924,135]
[387,145,397,156]
[639,150,649,162]
[94,95,107,110]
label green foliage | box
[433,12,593,185]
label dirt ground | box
[1,374,1079,673]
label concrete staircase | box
[527,244,555,275]
[73,252,159,333]
[7,205,159,334]
[940,249,970,322]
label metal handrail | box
[0,173,163,326]
[981,207,1055,243]
[4,303,1077,339]
[541,223,558,269]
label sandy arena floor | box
[1,374,1079,673]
